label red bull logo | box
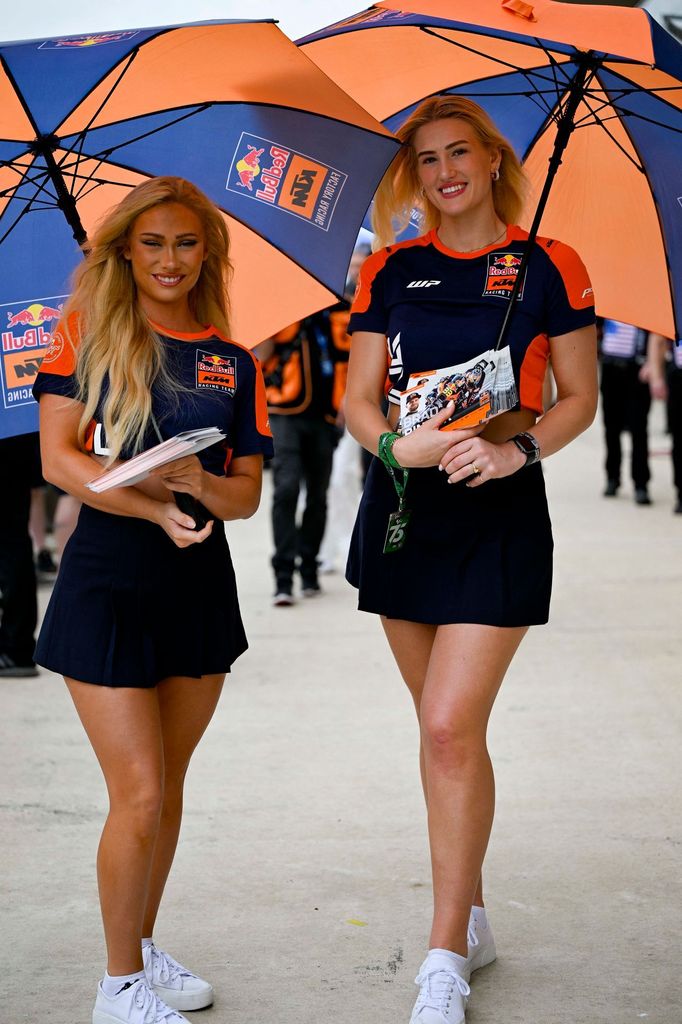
[483,251,526,299]
[196,351,236,394]
[235,146,265,192]
[227,132,347,232]
[40,31,139,49]
[1,295,67,411]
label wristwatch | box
[510,431,541,467]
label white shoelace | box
[147,945,191,987]
[133,981,183,1023]
[414,966,471,1017]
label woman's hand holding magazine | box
[392,402,484,469]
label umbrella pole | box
[30,135,88,249]
[495,51,599,351]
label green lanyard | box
[377,432,411,554]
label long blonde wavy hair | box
[63,176,232,461]
[372,96,529,249]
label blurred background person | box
[599,318,652,504]
[0,433,39,677]
[319,242,371,575]
[646,332,682,514]
[261,307,347,605]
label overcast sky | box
[2,1,364,44]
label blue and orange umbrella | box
[0,19,399,438]
[300,0,682,342]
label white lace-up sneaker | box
[409,950,470,1024]
[465,911,496,981]
[93,976,190,1024]
[143,942,213,1011]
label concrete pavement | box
[2,408,681,1024]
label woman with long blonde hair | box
[345,96,598,1022]
[33,177,273,1024]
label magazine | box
[86,427,226,492]
[398,345,518,434]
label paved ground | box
[2,408,681,1024]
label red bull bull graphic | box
[483,251,526,299]
[226,133,347,232]
[1,297,66,412]
[39,31,139,49]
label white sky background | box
[1,1,366,44]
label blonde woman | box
[33,177,273,1024]
[344,97,598,1023]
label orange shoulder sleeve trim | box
[39,310,81,377]
[542,238,594,310]
[351,249,391,315]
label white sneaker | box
[143,942,213,1011]
[465,911,496,981]
[93,977,189,1024]
[410,950,470,1024]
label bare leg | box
[420,624,527,955]
[142,674,224,936]
[65,680,164,975]
[53,494,80,559]
[382,619,488,914]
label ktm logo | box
[407,280,441,289]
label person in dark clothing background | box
[599,318,652,504]
[263,308,347,604]
[0,432,39,677]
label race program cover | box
[398,345,518,435]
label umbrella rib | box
[64,103,212,178]
[601,65,682,121]
[533,39,588,122]
[597,71,680,337]
[66,49,140,198]
[576,93,644,172]
[0,191,52,246]
[418,26,562,116]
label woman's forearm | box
[42,445,164,524]
[511,392,597,462]
[199,470,262,521]
[345,396,392,454]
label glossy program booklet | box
[86,427,226,492]
[398,345,518,434]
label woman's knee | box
[108,768,164,833]
[421,710,487,771]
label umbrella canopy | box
[0,19,399,438]
[300,0,682,341]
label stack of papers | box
[86,427,226,492]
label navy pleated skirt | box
[35,505,247,687]
[346,459,553,627]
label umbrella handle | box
[494,50,599,353]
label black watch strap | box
[510,431,540,466]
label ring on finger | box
[470,462,481,476]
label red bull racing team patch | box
[196,351,236,395]
[226,133,347,231]
[483,252,526,299]
[1,297,65,411]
